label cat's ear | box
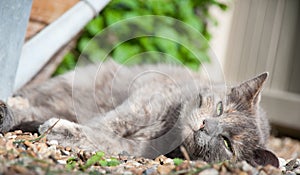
[250,148,279,167]
[228,72,268,110]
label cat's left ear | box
[250,148,279,167]
[229,72,268,110]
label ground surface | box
[0,130,300,175]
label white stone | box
[279,157,287,168]
[48,140,58,145]
[57,159,66,165]
[198,169,218,175]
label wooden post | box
[0,0,32,100]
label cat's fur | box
[0,60,279,167]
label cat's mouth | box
[194,129,211,147]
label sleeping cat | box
[0,60,279,167]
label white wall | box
[200,0,235,83]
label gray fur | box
[0,60,278,167]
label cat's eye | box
[198,94,202,108]
[222,136,234,153]
[216,101,223,116]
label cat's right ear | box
[250,148,279,167]
[228,72,268,111]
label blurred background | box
[0,0,299,140]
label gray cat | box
[0,60,279,167]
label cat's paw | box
[0,100,14,132]
[39,118,97,151]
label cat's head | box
[182,72,279,167]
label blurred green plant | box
[173,158,184,166]
[53,0,227,76]
[66,151,120,171]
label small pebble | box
[259,170,267,175]
[198,168,219,175]
[293,167,300,174]
[7,135,17,139]
[123,171,133,175]
[279,157,287,168]
[239,172,248,175]
[155,155,168,165]
[143,167,157,175]
[65,146,71,151]
[57,159,66,165]
[281,166,287,172]
[47,145,57,151]
[164,158,174,164]
[60,149,70,156]
[24,140,33,148]
[241,161,254,172]
[286,171,296,175]
[157,164,174,174]
[126,160,142,167]
[47,140,58,146]
[4,132,12,137]
[14,130,23,134]
[0,129,299,175]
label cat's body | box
[0,60,279,167]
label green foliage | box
[81,151,105,170]
[99,158,120,167]
[77,151,120,171]
[173,158,184,166]
[55,0,228,75]
[66,157,77,171]
[53,52,76,76]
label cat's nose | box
[199,120,206,131]
[200,119,218,135]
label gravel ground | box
[0,130,300,175]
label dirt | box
[0,130,300,175]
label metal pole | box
[14,0,111,91]
[0,0,32,100]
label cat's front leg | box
[79,93,184,157]
[39,117,147,154]
[0,97,47,132]
[39,118,98,151]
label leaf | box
[178,0,194,19]
[85,16,104,35]
[113,43,141,64]
[66,157,77,170]
[77,37,91,52]
[185,15,204,31]
[52,52,76,76]
[99,160,108,167]
[173,158,183,166]
[118,0,140,9]
[81,151,105,170]
[104,10,123,25]
[99,158,120,167]
[88,49,109,62]
[185,61,200,71]
[154,38,179,60]
[139,37,156,51]
[107,158,120,166]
